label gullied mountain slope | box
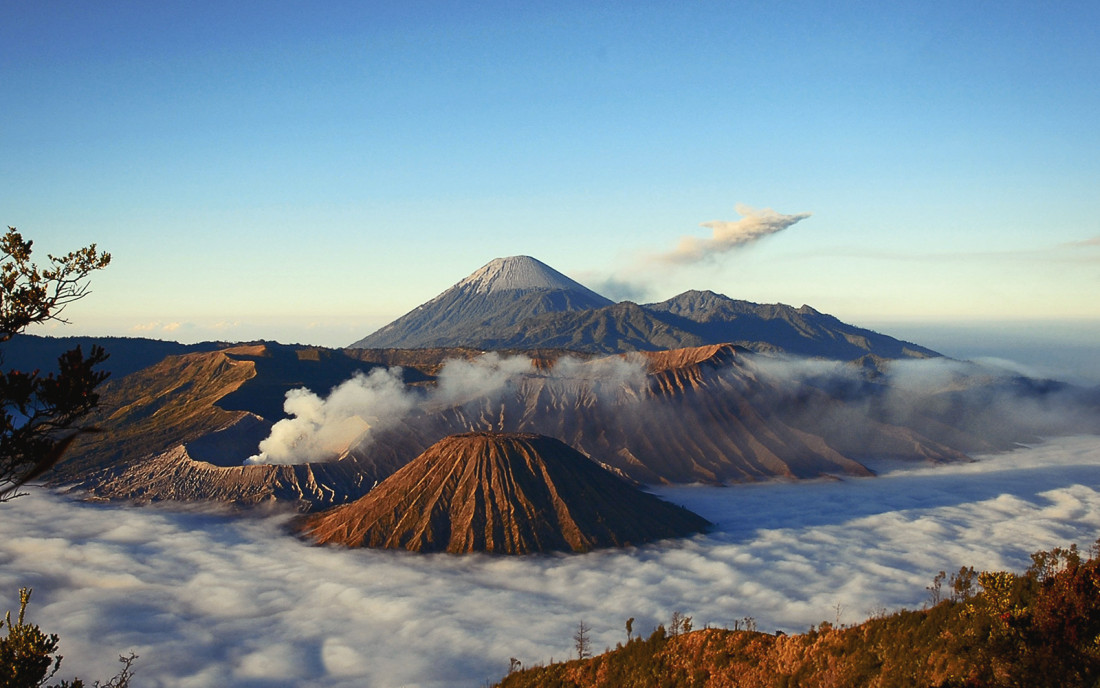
[348,344,964,485]
[55,346,260,481]
[85,444,377,507]
[348,256,937,360]
[350,256,614,349]
[299,432,710,553]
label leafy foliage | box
[0,228,110,500]
[0,589,67,688]
[0,589,135,688]
[497,540,1100,687]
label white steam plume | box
[246,367,415,465]
[431,352,536,407]
[655,203,811,265]
[246,353,650,465]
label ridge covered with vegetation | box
[497,542,1100,687]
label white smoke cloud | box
[246,353,651,465]
[431,353,536,407]
[247,346,1096,467]
[654,203,811,265]
[3,437,1100,687]
[247,367,416,465]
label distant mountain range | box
[350,255,939,360]
[4,334,223,379]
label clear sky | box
[5,1,1099,350]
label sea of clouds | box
[2,435,1100,687]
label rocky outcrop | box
[80,444,377,509]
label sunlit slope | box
[352,344,965,485]
[299,432,710,553]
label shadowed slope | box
[348,256,938,360]
[351,344,951,485]
[351,256,613,349]
[645,290,940,360]
[299,432,711,554]
[54,343,411,509]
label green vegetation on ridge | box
[497,542,1100,688]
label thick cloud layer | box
[654,204,811,265]
[3,437,1099,687]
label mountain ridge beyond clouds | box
[350,255,939,360]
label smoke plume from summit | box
[655,203,811,265]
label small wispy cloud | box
[583,276,652,303]
[652,204,811,265]
[131,320,188,334]
[1064,236,1100,248]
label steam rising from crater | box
[246,367,415,465]
[247,346,1098,467]
[246,353,649,465]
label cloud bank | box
[654,204,811,265]
[3,437,1099,687]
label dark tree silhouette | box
[573,621,591,660]
[1,587,137,688]
[0,227,110,501]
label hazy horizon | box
[24,314,1100,387]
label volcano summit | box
[350,255,938,360]
[350,255,614,350]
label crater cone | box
[298,432,710,554]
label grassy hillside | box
[497,542,1100,687]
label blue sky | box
[5,1,1099,351]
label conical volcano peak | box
[349,256,614,348]
[456,256,605,298]
[297,431,711,554]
